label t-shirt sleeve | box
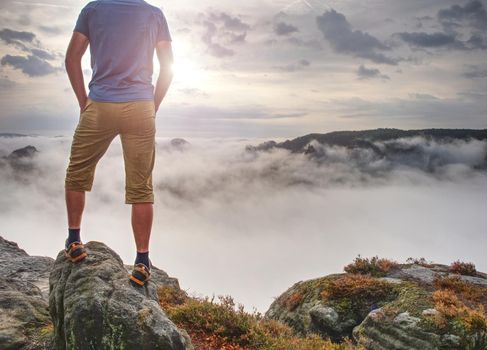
[156,10,172,42]
[74,6,90,39]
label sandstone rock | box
[421,308,437,317]
[388,264,439,284]
[49,240,192,350]
[266,262,487,349]
[353,308,442,350]
[0,236,54,349]
[309,305,356,341]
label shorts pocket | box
[80,98,93,114]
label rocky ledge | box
[0,236,192,350]
[265,257,487,349]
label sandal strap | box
[66,242,85,255]
[134,264,150,277]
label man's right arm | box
[154,40,173,113]
[65,32,90,112]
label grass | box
[157,285,363,350]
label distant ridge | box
[0,133,29,138]
[259,128,487,153]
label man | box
[63,0,173,286]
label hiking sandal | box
[129,262,151,286]
[64,240,88,263]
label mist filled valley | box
[1,130,487,312]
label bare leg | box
[132,203,153,252]
[66,189,85,229]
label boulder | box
[265,263,487,349]
[352,309,443,350]
[309,305,356,341]
[0,236,54,349]
[49,240,192,350]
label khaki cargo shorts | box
[65,98,156,204]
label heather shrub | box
[280,292,304,311]
[450,260,477,276]
[158,285,363,350]
[320,274,396,319]
[344,256,397,277]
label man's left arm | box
[65,32,89,112]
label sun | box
[170,58,207,85]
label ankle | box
[66,228,81,248]
[135,251,150,268]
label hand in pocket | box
[80,98,91,114]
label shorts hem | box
[65,182,92,192]
[125,199,154,204]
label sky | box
[0,0,486,137]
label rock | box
[7,145,38,160]
[169,138,190,149]
[49,240,192,350]
[0,236,55,349]
[353,308,442,350]
[123,264,180,290]
[0,237,54,300]
[393,312,420,328]
[309,305,356,342]
[266,262,487,349]
[388,264,439,284]
[458,274,487,286]
[4,145,39,172]
[421,308,438,317]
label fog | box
[1,135,487,312]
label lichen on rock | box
[48,240,193,350]
[265,259,487,349]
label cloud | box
[274,21,299,36]
[326,93,487,127]
[465,33,487,49]
[394,2,487,52]
[397,31,461,48]
[1,54,59,77]
[316,9,400,65]
[274,59,310,72]
[438,0,487,32]
[0,28,35,44]
[1,135,487,313]
[0,27,59,76]
[167,103,307,120]
[356,64,390,80]
[462,64,487,79]
[208,11,250,31]
[38,25,63,35]
[30,48,56,60]
[396,30,487,51]
[282,36,323,49]
[178,88,209,98]
[200,10,250,57]
[0,77,16,88]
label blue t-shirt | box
[73,0,171,102]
